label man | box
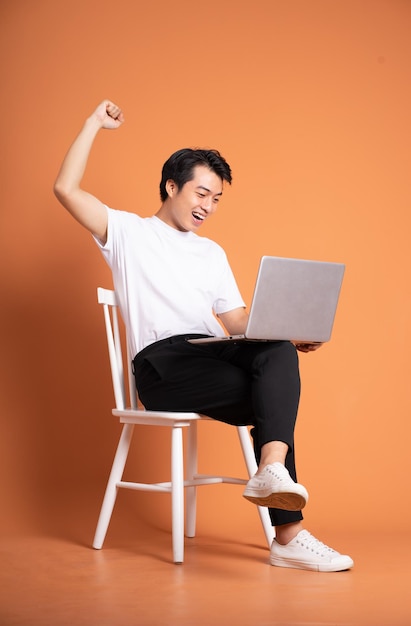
[54,100,353,572]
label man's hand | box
[92,100,125,130]
[294,342,323,353]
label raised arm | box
[53,100,124,243]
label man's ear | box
[165,179,177,198]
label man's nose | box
[200,197,212,212]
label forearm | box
[54,114,103,202]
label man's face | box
[163,165,223,232]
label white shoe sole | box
[242,488,308,510]
[270,555,354,572]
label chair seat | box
[113,407,204,427]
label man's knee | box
[255,341,298,368]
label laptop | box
[188,255,345,345]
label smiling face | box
[156,165,224,232]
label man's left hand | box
[294,342,323,353]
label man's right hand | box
[92,100,125,130]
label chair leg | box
[257,503,275,546]
[93,423,134,549]
[171,425,185,563]
[237,426,275,547]
[185,422,198,538]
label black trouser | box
[133,336,303,527]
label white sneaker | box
[270,530,354,572]
[242,462,308,510]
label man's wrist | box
[84,113,104,133]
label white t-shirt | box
[94,207,245,357]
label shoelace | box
[297,532,336,556]
[262,464,289,483]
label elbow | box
[53,179,71,206]
[53,178,64,201]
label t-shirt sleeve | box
[213,251,246,314]
[92,205,126,267]
[93,204,113,245]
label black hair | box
[159,148,232,201]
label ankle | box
[275,522,304,545]
[259,441,288,471]
[256,460,284,475]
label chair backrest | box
[97,287,138,411]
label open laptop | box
[188,256,345,345]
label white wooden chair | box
[93,287,274,563]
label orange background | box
[1,0,410,545]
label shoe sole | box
[242,491,307,510]
[270,555,354,572]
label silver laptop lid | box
[246,256,345,343]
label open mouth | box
[192,211,205,223]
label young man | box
[54,100,353,572]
